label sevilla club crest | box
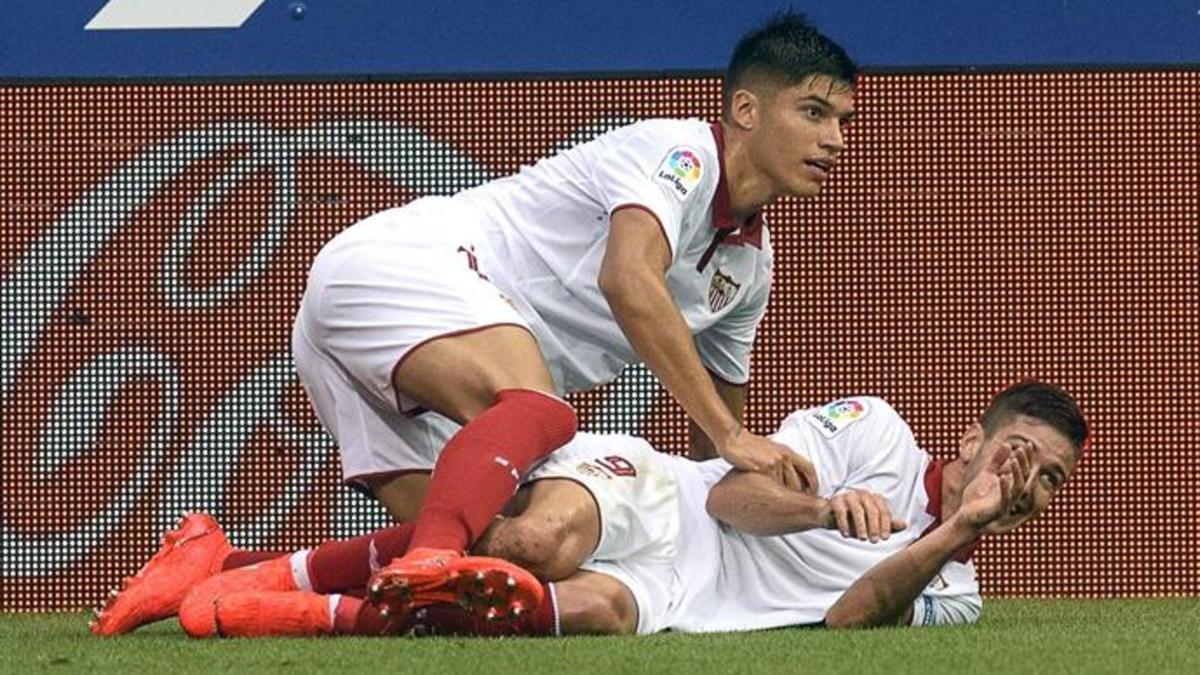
[708,268,741,312]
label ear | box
[958,422,984,463]
[728,88,760,131]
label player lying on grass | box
[91,380,1086,636]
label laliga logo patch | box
[806,398,869,438]
[654,147,703,200]
[708,268,741,312]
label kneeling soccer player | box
[93,380,1086,636]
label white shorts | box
[524,433,683,634]
[292,197,526,482]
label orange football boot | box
[89,512,231,636]
[367,548,542,623]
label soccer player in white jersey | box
[101,380,1085,637]
[89,11,859,636]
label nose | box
[821,120,847,156]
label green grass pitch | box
[2,599,1197,674]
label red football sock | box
[332,582,560,637]
[306,523,416,594]
[408,389,576,552]
[221,549,289,571]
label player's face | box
[963,415,1078,535]
[749,74,856,199]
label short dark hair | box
[981,380,1090,456]
[723,10,858,115]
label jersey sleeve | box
[909,560,983,627]
[694,239,773,385]
[591,120,714,259]
[771,397,913,501]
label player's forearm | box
[602,270,736,442]
[689,375,746,460]
[706,470,832,535]
[824,515,980,628]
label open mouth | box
[805,159,832,175]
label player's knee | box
[562,582,637,635]
[483,516,577,580]
[496,389,578,450]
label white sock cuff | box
[547,581,561,637]
[289,549,313,592]
[327,594,341,632]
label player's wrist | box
[944,512,987,540]
[814,498,836,530]
[712,419,742,454]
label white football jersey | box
[670,397,983,632]
[455,118,773,391]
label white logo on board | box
[86,0,269,30]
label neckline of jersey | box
[708,121,764,249]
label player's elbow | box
[705,486,733,525]
[822,605,872,629]
[824,604,899,629]
[597,257,638,305]
[705,477,775,535]
[823,588,900,629]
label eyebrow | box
[798,95,857,121]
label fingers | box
[848,496,869,542]
[1004,442,1031,506]
[828,492,902,542]
[987,442,1012,474]
[998,468,1015,506]
[780,461,804,492]
[872,493,894,541]
[832,497,851,538]
[864,496,884,542]
[793,456,819,495]
[1013,441,1032,483]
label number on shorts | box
[457,245,489,281]
[595,455,637,478]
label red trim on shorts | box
[705,368,748,389]
[611,203,674,260]
[388,322,538,415]
[346,468,433,497]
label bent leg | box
[395,325,578,553]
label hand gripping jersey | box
[670,397,983,632]
[456,118,773,390]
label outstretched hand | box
[719,428,819,495]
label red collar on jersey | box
[919,458,981,564]
[708,122,764,249]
